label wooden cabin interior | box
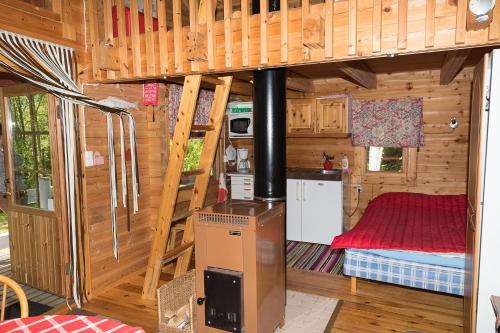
[0,0,499,332]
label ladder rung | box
[201,76,225,86]
[172,209,197,223]
[181,169,205,177]
[161,241,194,264]
[191,125,215,132]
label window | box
[8,93,54,210]
[366,147,404,173]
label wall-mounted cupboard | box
[286,96,351,138]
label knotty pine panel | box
[82,83,168,296]
[9,210,64,295]
[287,68,473,228]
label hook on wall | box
[450,117,459,129]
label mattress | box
[362,249,465,269]
[344,249,464,295]
[331,192,467,253]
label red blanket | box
[331,192,467,253]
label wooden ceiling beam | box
[336,60,377,89]
[440,49,471,85]
[286,76,314,92]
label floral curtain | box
[351,97,424,147]
[168,84,214,135]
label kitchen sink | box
[316,169,340,175]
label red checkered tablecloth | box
[0,315,146,333]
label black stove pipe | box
[253,69,287,202]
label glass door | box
[1,86,67,296]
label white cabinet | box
[230,174,254,200]
[286,178,343,245]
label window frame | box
[2,86,61,217]
[357,146,417,185]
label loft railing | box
[86,0,500,81]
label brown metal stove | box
[194,200,285,333]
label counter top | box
[287,168,342,181]
[227,172,254,177]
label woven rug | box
[286,241,344,275]
[275,290,341,333]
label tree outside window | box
[366,147,403,173]
[8,94,54,210]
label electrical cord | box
[343,187,361,218]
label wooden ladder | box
[142,74,233,300]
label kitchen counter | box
[287,168,342,181]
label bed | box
[331,192,467,296]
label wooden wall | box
[82,83,167,296]
[0,0,86,49]
[287,68,473,227]
[9,210,64,295]
[82,82,220,296]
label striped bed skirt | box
[344,249,464,295]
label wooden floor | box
[75,268,464,333]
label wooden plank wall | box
[0,0,86,51]
[88,0,500,80]
[81,83,219,296]
[287,68,473,228]
[82,83,167,296]
[8,210,64,295]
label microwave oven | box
[228,112,253,138]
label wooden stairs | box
[142,74,232,299]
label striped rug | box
[286,241,344,275]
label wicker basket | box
[157,270,197,333]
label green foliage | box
[169,138,204,172]
[8,94,52,198]
[183,138,203,171]
[366,146,403,173]
[380,147,403,172]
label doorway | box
[0,84,68,316]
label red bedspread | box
[331,192,467,253]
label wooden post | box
[280,0,288,62]
[351,276,357,293]
[144,0,156,75]
[425,0,435,48]
[455,0,467,44]
[348,0,357,56]
[241,0,250,66]
[158,0,169,74]
[302,0,310,59]
[116,0,129,77]
[188,0,199,71]
[324,0,333,58]
[130,0,142,76]
[87,0,100,80]
[173,0,183,72]
[224,0,233,67]
[207,0,216,69]
[260,0,269,64]
[372,0,381,53]
[397,0,407,50]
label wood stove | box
[194,200,285,333]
